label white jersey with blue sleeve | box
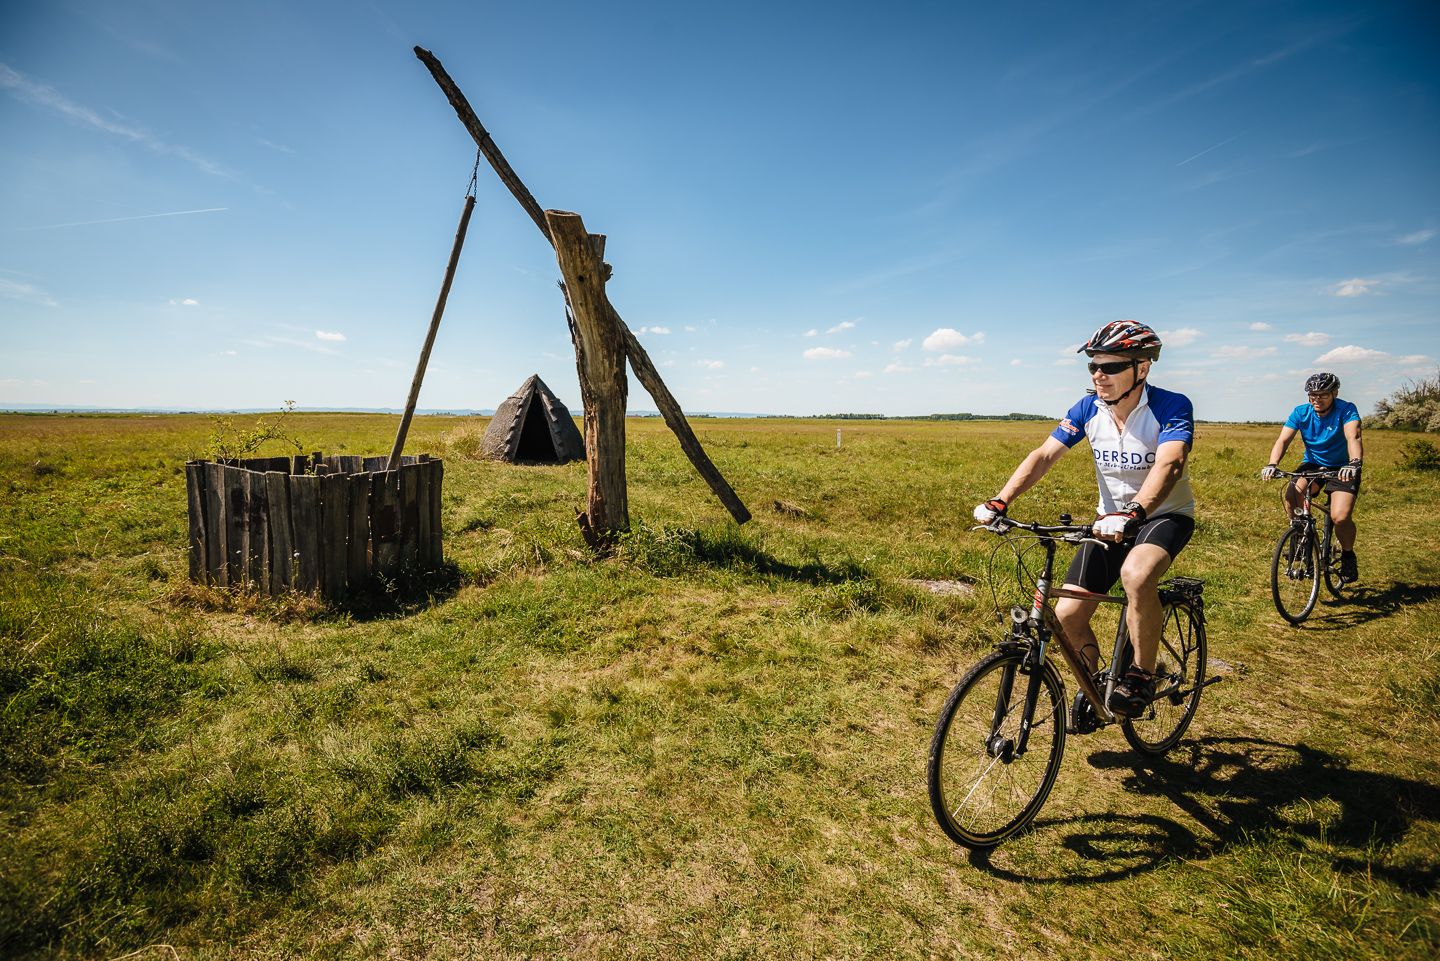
[1049,385,1196,518]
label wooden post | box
[428,460,444,565]
[372,470,401,577]
[266,471,293,593]
[414,47,750,525]
[225,467,246,586]
[388,196,474,471]
[185,463,207,584]
[547,210,628,542]
[204,462,228,587]
[321,472,349,599]
[292,474,322,593]
[246,471,268,588]
[348,473,371,585]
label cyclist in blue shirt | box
[1261,372,1364,580]
[973,320,1195,719]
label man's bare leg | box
[1119,545,1174,672]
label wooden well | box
[184,453,444,600]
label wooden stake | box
[389,193,475,470]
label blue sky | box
[2,0,1436,419]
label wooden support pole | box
[547,210,628,542]
[389,194,475,470]
[415,47,750,525]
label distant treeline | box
[811,412,1051,421]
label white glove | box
[1338,461,1361,482]
[973,499,1006,524]
[1093,512,1134,540]
[1261,464,1280,481]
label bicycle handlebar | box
[972,516,1111,547]
[1267,468,1341,480]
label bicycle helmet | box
[1304,372,1340,394]
[1077,320,1163,361]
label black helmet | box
[1305,372,1340,394]
[1078,320,1163,361]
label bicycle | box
[1266,468,1353,625]
[926,513,1217,849]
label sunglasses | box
[1087,360,1133,376]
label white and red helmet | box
[1078,320,1163,361]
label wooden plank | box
[415,460,431,570]
[321,472,349,600]
[315,463,330,476]
[291,474,322,593]
[348,472,371,585]
[363,456,388,473]
[371,470,401,577]
[225,466,246,586]
[185,462,207,584]
[246,470,269,589]
[266,471,293,593]
[429,459,444,565]
[399,464,422,570]
[204,462,228,587]
[340,455,363,475]
[293,454,308,475]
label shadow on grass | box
[621,525,865,585]
[1301,580,1440,631]
[967,736,1440,890]
[331,560,466,621]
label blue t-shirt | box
[1285,399,1360,467]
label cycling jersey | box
[1285,399,1360,467]
[1050,385,1195,518]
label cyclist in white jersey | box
[973,321,1196,717]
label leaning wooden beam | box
[414,46,751,525]
[548,211,629,540]
[388,194,476,471]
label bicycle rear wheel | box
[927,649,1067,849]
[1321,518,1350,599]
[1121,601,1207,754]
[1271,524,1319,624]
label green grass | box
[1,412,1437,959]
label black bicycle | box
[1267,468,1353,625]
[926,514,1217,849]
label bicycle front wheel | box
[1271,525,1319,624]
[1122,601,1207,754]
[1321,518,1349,599]
[927,649,1067,849]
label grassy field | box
[1,411,1437,960]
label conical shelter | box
[480,374,584,463]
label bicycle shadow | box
[1301,581,1440,631]
[966,736,1440,888]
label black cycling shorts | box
[1297,461,1361,495]
[1063,513,1195,595]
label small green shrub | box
[1399,439,1440,471]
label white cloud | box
[1053,358,1079,366]
[826,320,858,334]
[0,62,233,178]
[924,354,975,367]
[1249,322,1273,331]
[922,328,984,351]
[883,363,915,374]
[1214,345,1277,359]
[1398,354,1434,366]
[0,277,57,307]
[315,330,346,342]
[224,350,238,356]
[1331,277,1378,297]
[1396,228,1436,246]
[1283,331,1330,347]
[169,297,199,306]
[892,338,912,351]
[803,328,818,337]
[636,325,671,335]
[1160,327,1201,347]
[854,371,874,379]
[684,325,697,332]
[696,359,725,369]
[1010,358,1022,366]
[749,366,762,374]
[804,347,851,360]
[1314,345,1388,364]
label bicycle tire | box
[1121,601,1207,754]
[1321,517,1349,599]
[927,649,1067,849]
[1271,524,1319,624]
